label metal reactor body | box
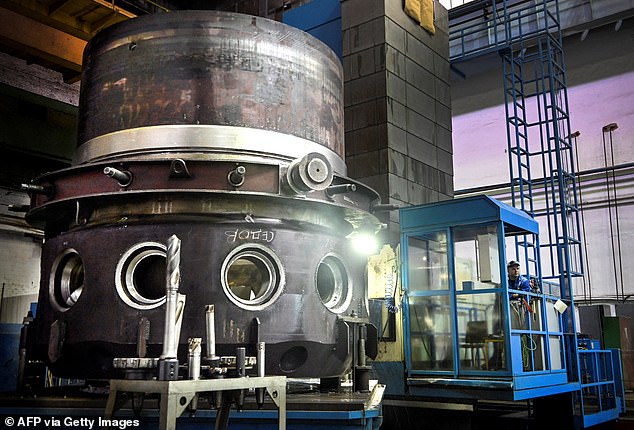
[25,11,381,379]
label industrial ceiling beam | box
[47,0,72,16]
[0,0,93,40]
[0,0,138,40]
[91,0,136,18]
[90,11,120,34]
[0,6,85,73]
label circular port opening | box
[221,244,284,310]
[49,249,85,312]
[116,242,167,310]
[316,255,351,313]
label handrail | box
[449,0,560,61]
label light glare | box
[351,233,379,255]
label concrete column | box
[342,0,453,237]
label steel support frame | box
[104,376,287,430]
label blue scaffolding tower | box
[447,0,620,426]
[450,0,584,295]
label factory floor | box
[0,384,382,430]
[3,385,634,429]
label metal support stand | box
[104,376,287,430]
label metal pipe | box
[602,123,624,302]
[256,342,266,408]
[188,337,201,412]
[371,203,400,212]
[455,161,634,196]
[136,317,149,359]
[161,235,181,359]
[236,347,246,377]
[257,342,265,378]
[326,183,356,198]
[358,324,367,367]
[20,184,51,195]
[103,167,132,187]
[228,165,246,187]
[188,338,201,380]
[214,402,231,430]
[206,304,216,358]
[236,347,246,410]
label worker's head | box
[507,260,520,280]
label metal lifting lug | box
[170,158,192,179]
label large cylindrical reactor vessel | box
[26,11,381,379]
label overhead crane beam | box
[0,6,85,72]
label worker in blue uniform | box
[507,261,534,371]
[488,261,532,370]
[507,260,531,299]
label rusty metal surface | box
[29,160,280,204]
[26,158,379,234]
[77,11,344,160]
